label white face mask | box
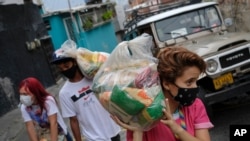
[20,95,33,106]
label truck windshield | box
[155,6,221,41]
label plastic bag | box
[35,124,65,141]
[92,34,165,131]
[59,40,109,79]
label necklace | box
[173,107,186,139]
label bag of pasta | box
[59,40,109,79]
[92,33,165,131]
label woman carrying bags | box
[112,46,214,141]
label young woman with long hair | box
[19,77,72,141]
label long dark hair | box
[19,77,55,114]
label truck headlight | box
[206,59,218,73]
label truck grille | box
[219,48,250,68]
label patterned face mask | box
[173,84,199,106]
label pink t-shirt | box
[127,98,214,141]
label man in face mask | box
[51,49,121,141]
[50,48,79,80]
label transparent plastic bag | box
[92,34,165,131]
[36,124,65,141]
[59,40,109,79]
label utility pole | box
[67,0,79,40]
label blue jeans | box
[65,131,73,141]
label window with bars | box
[64,17,77,43]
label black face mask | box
[61,65,78,79]
[172,84,199,106]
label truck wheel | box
[197,87,214,120]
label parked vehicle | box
[123,0,250,117]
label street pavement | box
[0,78,126,141]
[1,76,249,141]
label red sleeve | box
[126,130,134,141]
[194,98,214,129]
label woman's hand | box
[160,99,184,134]
[110,115,142,131]
[161,98,173,121]
[160,98,211,141]
[111,115,143,141]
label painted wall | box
[44,15,68,49]
[0,3,57,116]
[80,22,118,53]
[45,13,118,53]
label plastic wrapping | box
[92,34,165,131]
[59,40,109,79]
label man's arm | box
[69,116,82,141]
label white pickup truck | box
[123,1,250,117]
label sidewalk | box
[0,78,126,141]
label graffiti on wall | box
[0,77,18,116]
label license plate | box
[213,73,234,90]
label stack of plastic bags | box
[58,40,109,79]
[92,34,165,131]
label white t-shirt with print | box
[59,78,121,141]
[20,96,68,135]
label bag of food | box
[92,33,165,131]
[35,124,65,141]
[58,40,109,79]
